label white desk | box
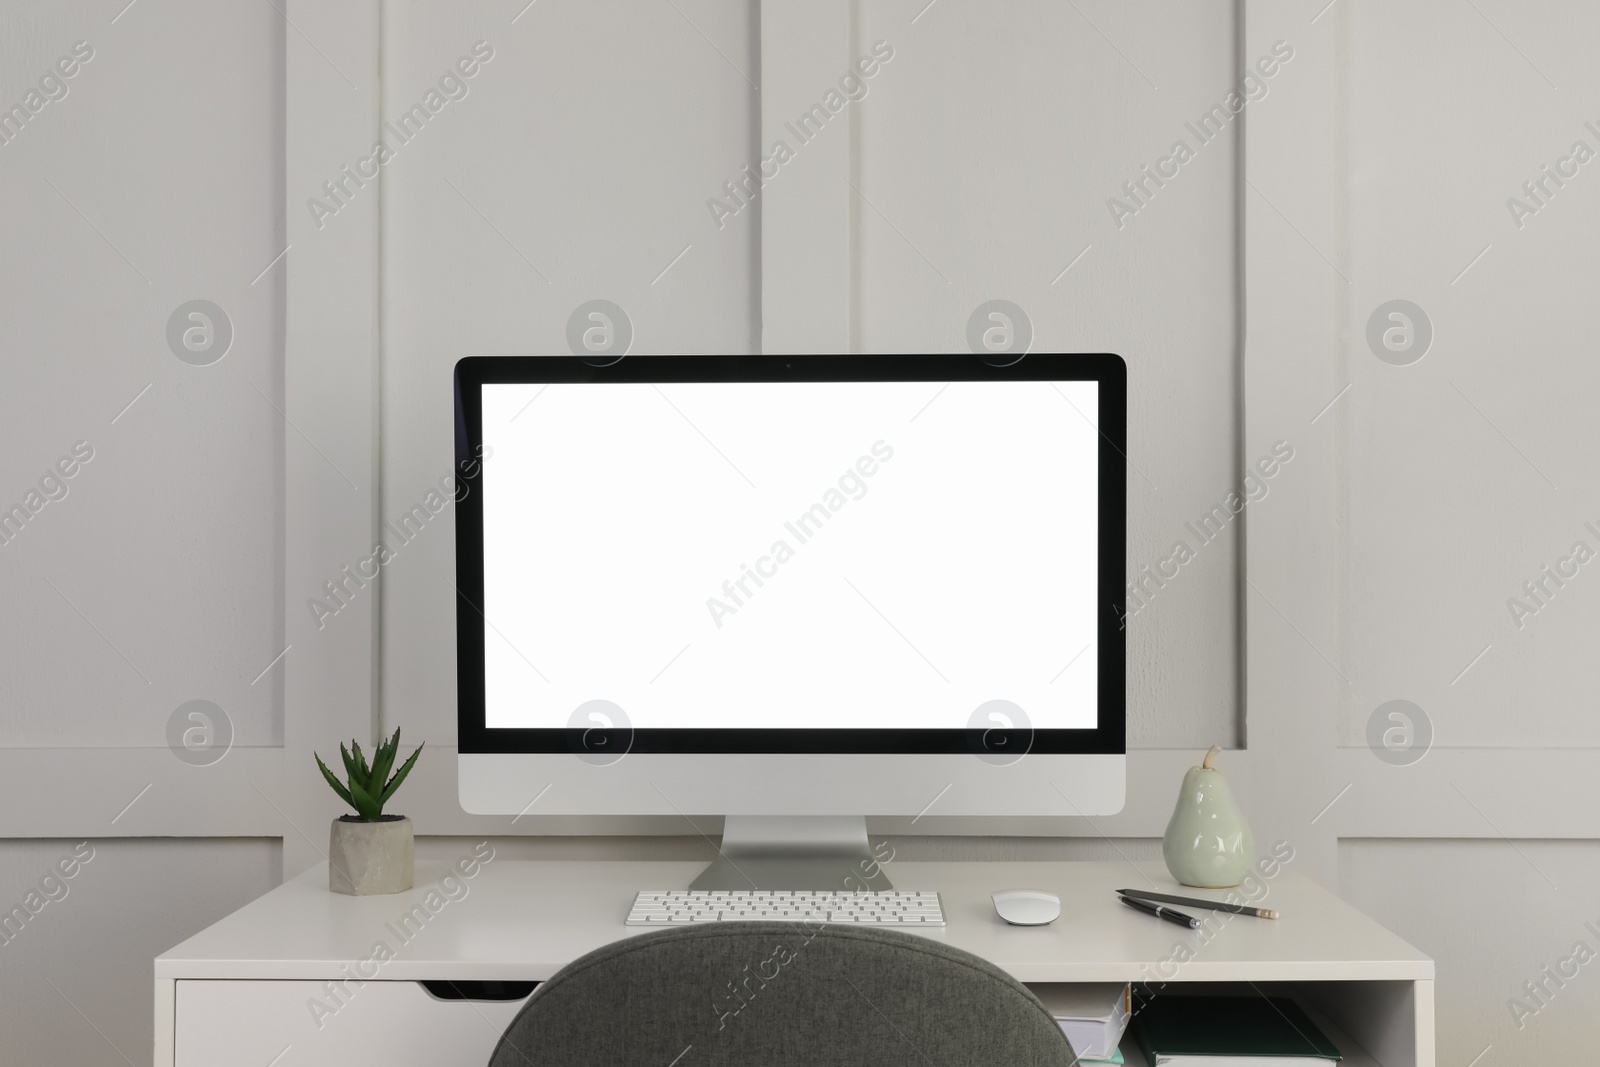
[156,860,1434,1066]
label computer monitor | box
[455,354,1125,889]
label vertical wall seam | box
[372,0,385,746]
[1234,0,1249,750]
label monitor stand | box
[689,815,894,891]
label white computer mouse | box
[991,889,1061,926]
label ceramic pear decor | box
[1162,745,1254,888]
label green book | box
[1132,995,1342,1066]
[1081,1047,1124,1065]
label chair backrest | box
[488,921,1078,1067]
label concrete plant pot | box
[328,815,414,895]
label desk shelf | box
[1115,1007,1386,1067]
[1088,985,1414,1067]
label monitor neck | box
[688,815,893,891]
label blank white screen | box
[480,379,1098,730]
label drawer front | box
[176,980,534,1067]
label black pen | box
[1119,893,1199,929]
[1118,887,1279,920]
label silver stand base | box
[689,815,893,891]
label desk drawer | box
[176,979,535,1067]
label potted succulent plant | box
[316,729,424,896]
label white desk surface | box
[157,860,1432,984]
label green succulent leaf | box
[315,753,356,812]
[348,776,383,821]
[379,742,424,806]
[317,730,422,821]
[369,729,399,793]
[350,740,370,787]
[339,741,361,786]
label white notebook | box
[1030,982,1131,1061]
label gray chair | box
[488,921,1079,1067]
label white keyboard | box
[626,889,945,926]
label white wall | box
[0,0,285,747]
[3,1,1597,1065]
[1340,0,1600,745]
[0,1,286,1064]
[1328,3,1600,1061]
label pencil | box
[1116,887,1279,919]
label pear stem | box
[1202,745,1221,770]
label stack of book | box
[1031,983,1132,1064]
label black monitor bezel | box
[455,354,1126,756]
